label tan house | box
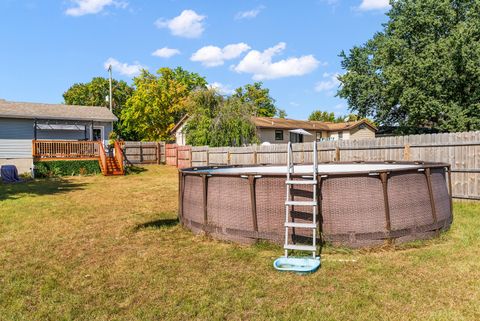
[253,117,377,144]
[171,116,377,146]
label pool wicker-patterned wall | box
[179,162,453,248]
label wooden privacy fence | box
[122,141,165,164]
[189,131,480,201]
[165,144,192,168]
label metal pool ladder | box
[284,141,319,258]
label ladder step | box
[285,222,317,228]
[284,244,316,251]
[285,201,317,206]
[286,180,317,185]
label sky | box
[0,0,390,119]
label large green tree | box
[184,89,259,147]
[308,110,361,123]
[184,89,223,146]
[233,82,279,117]
[210,96,259,147]
[63,77,134,138]
[122,67,207,141]
[308,110,336,122]
[338,0,480,134]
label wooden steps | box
[99,156,124,176]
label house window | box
[275,130,284,141]
[338,131,343,140]
[289,132,303,143]
[316,132,322,142]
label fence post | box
[140,143,144,163]
[403,144,411,161]
[206,148,210,166]
[227,150,231,165]
[253,149,257,165]
[156,142,161,164]
[175,145,179,168]
[335,146,341,162]
[189,146,192,168]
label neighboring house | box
[0,99,117,174]
[171,115,376,146]
[170,114,188,146]
[253,117,377,144]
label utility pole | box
[108,64,113,112]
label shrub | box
[34,160,101,178]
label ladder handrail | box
[284,141,319,259]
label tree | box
[338,0,480,134]
[184,89,223,146]
[308,110,336,122]
[210,97,259,147]
[184,89,259,147]
[122,67,207,141]
[63,77,134,138]
[278,109,287,118]
[233,82,279,117]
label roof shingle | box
[0,99,117,122]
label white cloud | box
[314,72,341,93]
[65,0,127,16]
[208,82,235,95]
[104,57,144,77]
[155,10,206,38]
[235,5,265,20]
[152,47,181,58]
[233,42,321,80]
[191,43,250,67]
[359,0,390,11]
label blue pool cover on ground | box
[273,257,321,274]
[1,165,22,183]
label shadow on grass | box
[0,178,86,202]
[126,165,148,175]
[134,218,179,231]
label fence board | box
[123,141,164,164]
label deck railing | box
[114,141,125,174]
[32,140,100,159]
[98,142,108,174]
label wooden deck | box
[33,140,100,160]
[32,140,124,175]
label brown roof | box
[252,117,377,132]
[0,99,117,122]
[322,119,377,131]
[170,114,189,133]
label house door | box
[92,126,104,142]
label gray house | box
[0,99,117,174]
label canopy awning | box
[36,124,86,131]
[289,128,312,136]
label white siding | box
[175,122,186,146]
[350,126,376,140]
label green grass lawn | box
[1,165,479,321]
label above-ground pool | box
[178,162,453,248]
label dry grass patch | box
[1,166,479,320]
